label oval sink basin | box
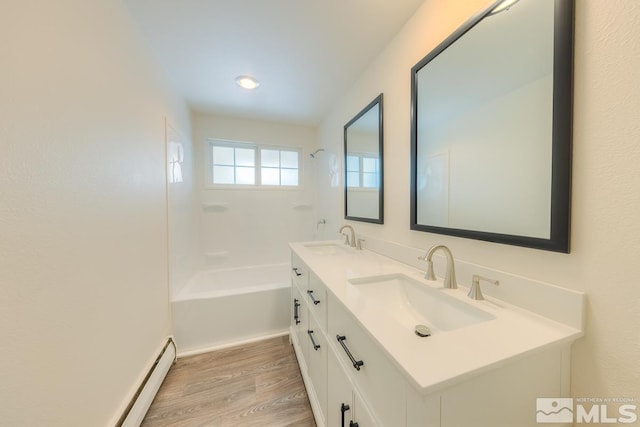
[348,274,495,332]
[304,243,353,256]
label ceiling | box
[124,0,425,125]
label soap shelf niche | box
[202,202,229,212]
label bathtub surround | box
[169,112,318,357]
[1,0,190,425]
[317,0,640,406]
[192,113,318,271]
[166,121,201,299]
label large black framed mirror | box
[345,94,384,223]
[410,0,573,252]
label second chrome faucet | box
[418,244,457,289]
[338,225,356,248]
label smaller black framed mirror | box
[344,94,384,224]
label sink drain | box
[414,324,431,337]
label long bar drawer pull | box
[341,403,350,427]
[336,335,364,371]
[307,329,320,351]
[294,298,301,325]
[292,267,302,277]
[307,289,320,305]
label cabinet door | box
[328,349,379,427]
[328,294,405,426]
[292,284,304,330]
[353,390,378,427]
[328,349,354,427]
[292,285,309,370]
[307,316,328,424]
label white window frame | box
[204,138,303,190]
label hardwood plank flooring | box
[141,335,316,427]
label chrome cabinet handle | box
[336,335,364,371]
[307,289,320,305]
[307,329,320,351]
[293,298,301,325]
[292,267,302,277]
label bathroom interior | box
[2,0,639,426]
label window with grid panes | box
[208,139,301,187]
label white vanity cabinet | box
[289,244,582,427]
[294,277,403,426]
[290,253,328,425]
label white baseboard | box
[112,336,176,427]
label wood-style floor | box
[141,335,316,427]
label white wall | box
[0,1,189,425]
[318,0,640,403]
[192,113,318,269]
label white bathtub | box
[172,263,291,355]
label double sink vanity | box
[289,238,584,427]
[307,0,580,424]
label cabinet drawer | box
[307,272,327,330]
[307,316,328,424]
[328,293,405,427]
[291,253,309,291]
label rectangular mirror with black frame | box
[410,0,573,252]
[345,94,384,224]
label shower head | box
[310,148,325,159]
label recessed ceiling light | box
[235,75,260,90]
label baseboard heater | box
[117,338,176,427]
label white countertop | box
[290,240,584,394]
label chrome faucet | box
[418,245,457,289]
[468,274,499,300]
[338,225,356,248]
